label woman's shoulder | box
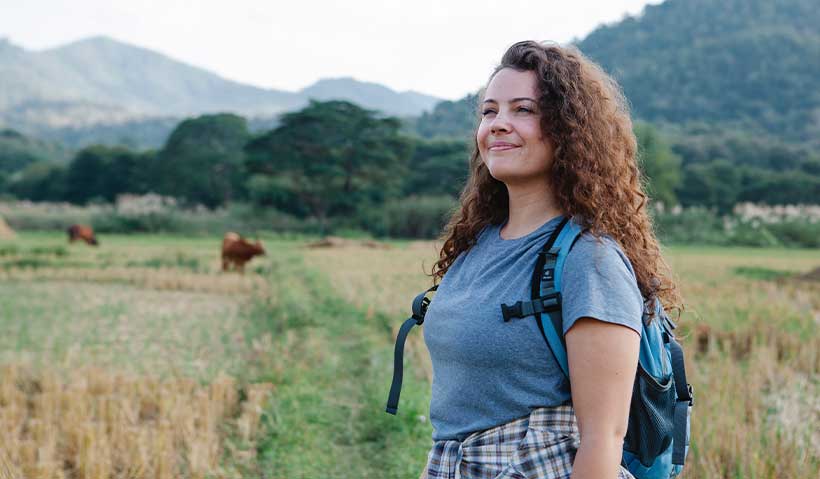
[560,230,643,334]
[564,231,637,280]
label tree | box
[677,159,741,213]
[739,167,820,205]
[0,129,47,174]
[413,94,479,140]
[634,122,682,206]
[63,145,149,204]
[8,162,67,201]
[245,100,413,227]
[156,113,250,208]
[403,139,470,197]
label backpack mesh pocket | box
[623,364,676,467]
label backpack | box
[386,216,694,479]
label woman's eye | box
[517,106,533,113]
[481,109,497,116]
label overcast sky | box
[1,0,662,100]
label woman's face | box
[477,68,554,186]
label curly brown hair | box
[432,40,682,314]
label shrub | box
[765,220,820,248]
[652,206,729,245]
[361,195,457,239]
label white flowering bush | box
[115,193,178,216]
[652,203,820,247]
[94,194,238,233]
[733,202,820,224]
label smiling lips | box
[488,141,520,151]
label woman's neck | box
[501,181,563,240]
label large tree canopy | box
[245,100,412,224]
[156,113,250,208]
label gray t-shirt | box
[423,215,643,441]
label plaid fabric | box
[425,404,635,479]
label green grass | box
[733,266,796,281]
[0,280,250,379]
[244,251,433,479]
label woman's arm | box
[566,317,640,479]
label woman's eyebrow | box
[482,97,537,104]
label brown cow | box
[67,224,99,246]
[221,232,265,273]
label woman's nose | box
[490,114,511,134]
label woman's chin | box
[486,159,519,180]
[486,163,538,184]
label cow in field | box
[67,224,98,246]
[221,232,265,273]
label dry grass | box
[0,267,267,295]
[304,243,820,478]
[2,231,817,478]
[0,233,279,478]
[0,364,272,479]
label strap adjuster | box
[412,297,431,325]
[501,292,562,322]
[410,286,437,325]
[684,384,694,406]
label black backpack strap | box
[501,216,569,323]
[666,332,694,465]
[385,285,437,415]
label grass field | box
[0,231,817,478]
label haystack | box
[0,216,15,239]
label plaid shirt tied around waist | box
[425,404,635,479]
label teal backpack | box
[386,217,694,479]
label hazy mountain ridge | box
[300,77,439,117]
[0,36,441,138]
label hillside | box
[0,37,302,127]
[0,36,441,138]
[577,0,820,146]
[413,0,820,153]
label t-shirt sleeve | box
[561,234,644,336]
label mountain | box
[0,36,442,141]
[0,36,302,127]
[577,0,820,147]
[414,0,820,151]
[300,77,440,117]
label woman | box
[420,41,682,479]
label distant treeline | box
[0,99,818,236]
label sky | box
[0,0,662,100]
